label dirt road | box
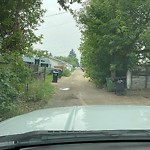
[45,69,150,108]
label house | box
[48,56,73,71]
[22,56,73,74]
[65,63,73,71]
[22,56,51,68]
[48,56,66,68]
[22,56,35,64]
[39,58,51,73]
[22,56,51,79]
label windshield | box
[0,0,150,139]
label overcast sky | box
[34,0,81,60]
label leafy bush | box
[0,102,21,121]
[0,53,56,121]
[0,58,30,120]
[0,68,19,116]
[62,70,71,77]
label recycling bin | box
[58,69,63,78]
[115,79,125,95]
[52,71,59,83]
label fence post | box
[43,66,46,81]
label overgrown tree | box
[0,0,45,55]
[68,49,76,58]
[75,0,150,86]
[58,0,82,10]
[0,0,46,118]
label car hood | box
[1,105,150,136]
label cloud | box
[34,0,81,60]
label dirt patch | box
[57,93,78,100]
[45,69,150,108]
[127,89,150,99]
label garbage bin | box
[52,70,59,83]
[58,69,63,78]
[115,79,125,95]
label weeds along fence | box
[25,63,47,92]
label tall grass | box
[25,76,54,102]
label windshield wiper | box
[1,130,150,149]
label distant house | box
[39,58,51,73]
[49,56,73,71]
[22,56,73,73]
[40,58,51,68]
[65,63,73,71]
[22,56,51,68]
[22,56,52,80]
[22,56,35,64]
[22,56,51,73]
[48,57,65,68]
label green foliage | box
[24,76,54,102]
[0,54,31,119]
[27,49,49,58]
[0,104,21,121]
[62,70,71,77]
[58,0,81,10]
[76,0,150,86]
[0,69,18,98]
[68,49,76,58]
[0,0,45,55]
[55,56,79,68]
[0,68,18,114]
[0,0,77,120]
[0,72,54,121]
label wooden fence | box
[127,65,150,89]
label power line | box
[44,12,68,18]
[44,9,80,18]
[37,22,75,30]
